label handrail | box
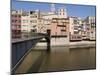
[12,33,48,43]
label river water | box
[16,46,96,74]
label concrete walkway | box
[36,41,96,47]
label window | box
[12,15,14,17]
[30,15,37,18]
[60,13,61,15]
[33,25,36,28]
[74,31,78,34]
[23,20,28,23]
[18,15,21,18]
[15,20,17,23]
[30,20,37,23]
[18,20,21,23]
[31,29,37,32]
[30,16,35,18]
[12,20,14,22]
[30,11,35,14]
[63,13,64,15]
[14,15,17,17]
[17,25,21,28]
[35,15,37,18]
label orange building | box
[51,18,69,37]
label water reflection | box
[16,46,96,74]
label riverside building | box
[21,11,30,37]
[68,17,82,41]
[11,4,96,42]
[85,16,96,40]
[51,18,69,45]
[11,10,22,38]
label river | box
[16,46,96,74]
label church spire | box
[51,3,55,13]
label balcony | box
[57,25,66,27]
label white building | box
[29,10,46,33]
[29,10,39,32]
[21,11,31,37]
[85,16,96,40]
[68,17,82,41]
[21,12,30,32]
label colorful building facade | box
[11,10,22,38]
[11,4,96,41]
[51,18,69,36]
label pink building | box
[51,18,69,37]
[11,10,22,38]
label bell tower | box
[58,7,67,18]
[51,4,56,13]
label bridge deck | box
[12,36,46,43]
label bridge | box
[11,30,51,74]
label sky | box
[11,0,96,19]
